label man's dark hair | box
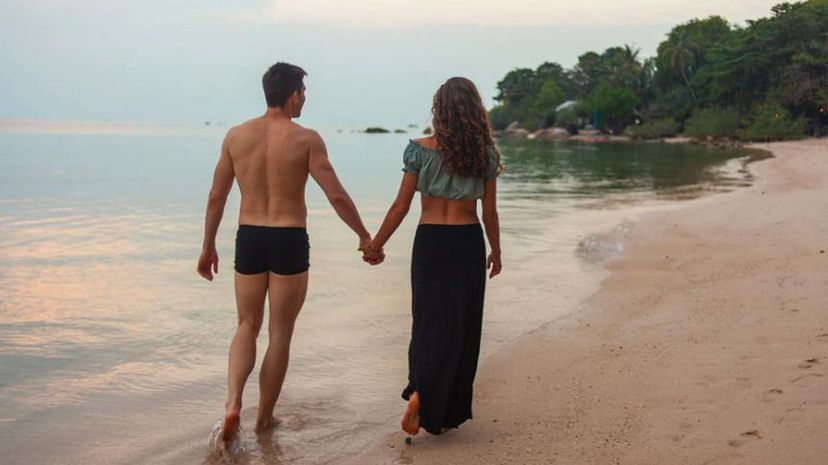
[262,62,307,108]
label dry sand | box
[345,138,828,465]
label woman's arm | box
[481,178,501,278]
[371,173,418,250]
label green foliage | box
[489,104,525,130]
[494,68,538,105]
[490,50,648,131]
[491,62,576,130]
[695,1,828,124]
[653,16,732,97]
[625,118,679,139]
[739,103,807,140]
[554,105,583,132]
[364,127,390,134]
[585,84,639,133]
[682,107,742,138]
[569,45,650,99]
[489,105,543,131]
[532,80,566,127]
[536,62,578,98]
[649,87,696,122]
[489,1,821,139]
[601,45,648,92]
[569,52,604,98]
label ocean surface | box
[0,121,758,464]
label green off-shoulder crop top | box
[402,140,500,200]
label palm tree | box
[600,45,644,92]
[621,44,645,92]
[666,31,700,102]
[622,44,640,63]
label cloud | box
[228,0,779,28]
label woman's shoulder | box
[410,137,439,151]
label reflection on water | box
[0,127,759,464]
[497,138,757,199]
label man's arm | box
[307,130,372,249]
[197,132,235,281]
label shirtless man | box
[197,62,382,444]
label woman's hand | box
[487,250,501,278]
[359,239,385,265]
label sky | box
[0,0,782,129]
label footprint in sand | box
[742,430,762,439]
[797,357,820,369]
[816,333,828,342]
[761,388,784,402]
[790,373,823,384]
[728,430,762,447]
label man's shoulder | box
[224,117,261,139]
[290,122,321,139]
[289,124,325,148]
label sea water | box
[0,121,757,464]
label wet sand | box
[350,138,828,464]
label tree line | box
[489,1,828,140]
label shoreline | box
[495,127,753,150]
[345,138,828,464]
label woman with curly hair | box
[365,77,503,436]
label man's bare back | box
[226,117,315,227]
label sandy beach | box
[349,138,828,465]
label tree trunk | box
[681,67,698,102]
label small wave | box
[207,419,245,461]
[576,221,633,263]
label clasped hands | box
[358,237,385,266]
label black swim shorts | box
[234,225,310,275]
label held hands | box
[359,237,385,266]
[487,250,502,279]
[197,248,219,281]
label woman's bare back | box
[414,137,480,225]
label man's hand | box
[358,238,385,266]
[197,248,219,281]
[363,246,385,265]
[487,250,502,279]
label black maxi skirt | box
[401,223,487,434]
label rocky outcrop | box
[492,125,741,148]
[529,127,571,140]
[570,134,631,143]
[504,121,530,138]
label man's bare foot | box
[401,392,420,435]
[255,415,279,433]
[221,409,241,445]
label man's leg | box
[222,272,269,442]
[255,271,309,432]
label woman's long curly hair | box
[432,77,502,178]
